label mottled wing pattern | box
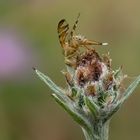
[69,13,80,41]
[57,19,69,48]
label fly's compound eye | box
[74,36,81,41]
[78,37,82,41]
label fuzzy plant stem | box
[82,121,110,140]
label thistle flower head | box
[63,47,126,115]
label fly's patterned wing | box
[57,14,80,47]
[69,13,80,42]
[57,19,69,48]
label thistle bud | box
[64,48,126,111]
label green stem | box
[82,121,110,140]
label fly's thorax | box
[72,35,104,46]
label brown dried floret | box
[76,49,101,67]
[75,50,103,86]
[85,84,96,96]
[102,53,112,69]
[103,73,114,90]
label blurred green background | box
[0,0,140,140]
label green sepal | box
[119,75,140,104]
[85,97,100,119]
[103,105,120,123]
[71,87,77,97]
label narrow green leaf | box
[119,75,140,104]
[34,69,70,102]
[85,97,100,119]
[52,94,94,138]
[103,105,120,123]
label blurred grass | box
[0,0,140,140]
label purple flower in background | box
[0,29,33,81]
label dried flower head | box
[63,46,126,111]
